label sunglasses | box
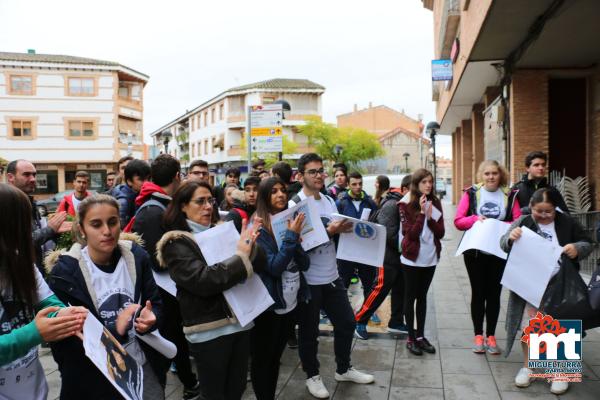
[191,197,216,207]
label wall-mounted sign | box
[431,59,453,81]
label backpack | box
[123,199,167,233]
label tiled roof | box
[0,52,119,66]
[0,51,149,80]
[379,126,430,143]
[227,78,325,92]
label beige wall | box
[337,106,421,136]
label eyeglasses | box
[189,170,209,177]
[305,168,325,177]
[191,197,216,207]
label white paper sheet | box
[223,274,275,327]
[194,222,274,327]
[83,314,143,400]
[271,196,329,251]
[194,221,240,266]
[331,213,386,267]
[501,226,563,308]
[455,218,510,259]
[152,270,177,297]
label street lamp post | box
[334,145,343,162]
[426,121,440,192]
[272,99,291,162]
[402,152,410,172]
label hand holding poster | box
[501,226,563,307]
[271,196,329,251]
[331,213,386,267]
[194,221,274,326]
[455,218,510,259]
[83,313,143,400]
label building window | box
[204,139,209,154]
[65,119,97,139]
[9,75,34,95]
[8,118,36,139]
[219,104,224,120]
[67,77,96,96]
[118,82,142,101]
[263,96,275,104]
[191,116,195,131]
[204,112,208,127]
[211,108,215,123]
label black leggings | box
[464,251,506,336]
[402,264,436,340]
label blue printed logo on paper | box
[355,223,375,239]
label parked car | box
[37,190,97,216]
[435,179,447,198]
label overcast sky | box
[0,0,452,158]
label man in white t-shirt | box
[289,153,374,399]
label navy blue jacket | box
[114,183,138,228]
[47,242,163,400]
[336,190,378,220]
[255,227,310,311]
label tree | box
[298,117,384,169]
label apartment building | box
[0,51,149,194]
[422,0,600,208]
[151,78,325,177]
[337,104,429,173]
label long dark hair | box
[163,181,216,231]
[0,183,37,313]
[374,175,390,206]
[255,177,287,237]
[408,168,438,211]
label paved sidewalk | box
[42,201,600,399]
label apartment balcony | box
[438,0,461,58]
[227,145,242,157]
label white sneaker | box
[550,380,569,395]
[306,375,330,399]
[515,367,533,388]
[335,367,375,384]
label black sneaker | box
[406,340,423,356]
[183,382,201,400]
[416,338,436,354]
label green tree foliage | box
[298,117,384,169]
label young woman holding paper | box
[156,181,266,400]
[0,184,86,400]
[454,160,521,355]
[399,168,445,356]
[46,194,164,399]
[251,176,310,400]
[500,187,592,395]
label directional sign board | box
[250,104,283,153]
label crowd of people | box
[0,149,596,399]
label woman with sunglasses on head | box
[46,194,163,399]
[454,160,521,355]
[500,187,592,395]
[251,177,310,400]
[156,181,266,400]
[0,184,86,400]
[399,168,445,356]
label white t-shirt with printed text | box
[289,190,338,285]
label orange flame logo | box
[521,312,567,355]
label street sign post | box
[246,104,283,171]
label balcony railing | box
[438,0,461,58]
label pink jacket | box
[454,185,521,231]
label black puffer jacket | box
[512,174,569,214]
[156,230,266,334]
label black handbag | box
[540,255,595,321]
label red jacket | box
[57,192,90,216]
[399,198,445,262]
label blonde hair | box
[477,160,508,187]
